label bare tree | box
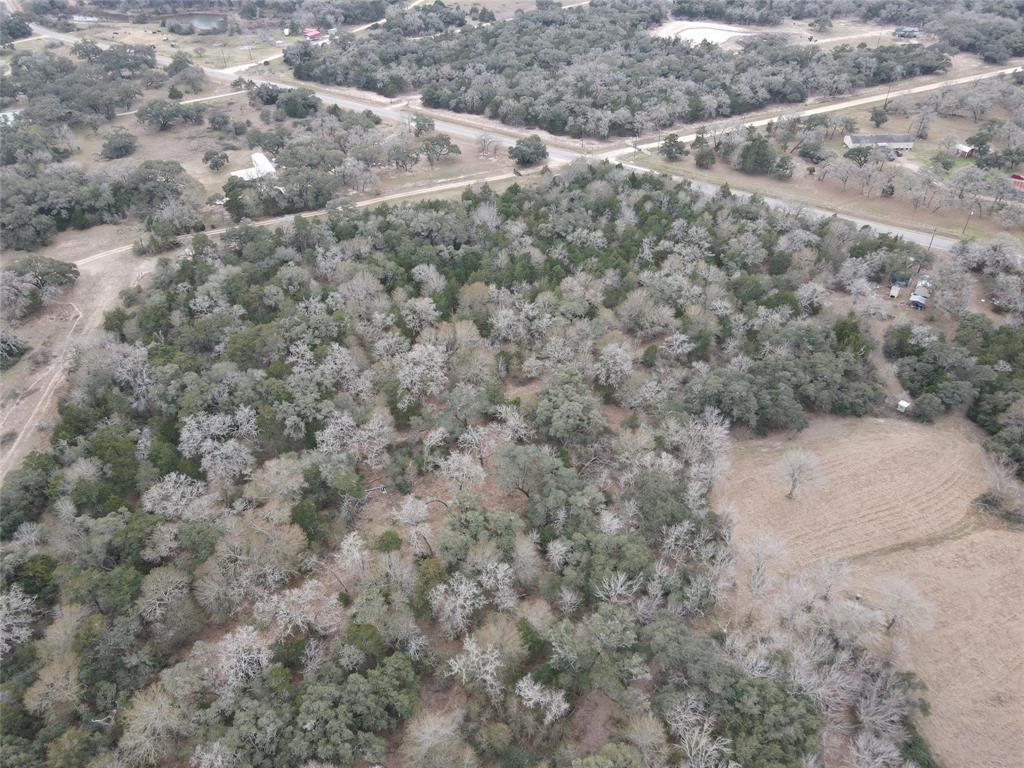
[778,449,823,499]
[0,586,35,659]
[401,709,476,768]
[118,683,190,767]
[448,637,504,701]
[516,675,570,725]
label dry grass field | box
[715,415,1024,767]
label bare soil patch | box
[716,414,1023,766]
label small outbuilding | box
[303,27,321,40]
[843,133,915,151]
[889,285,901,299]
[894,27,920,38]
[955,143,974,158]
[896,399,911,413]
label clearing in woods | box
[715,415,1023,767]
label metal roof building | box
[843,133,915,150]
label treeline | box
[671,0,1024,63]
[285,0,949,138]
[1,159,205,251]
[0,163,940,767]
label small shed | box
[1012,173,1024,192]
[896,399,911,413]
[303,27,321,40]
[955,143,974,158]
[894,27,920,38]
[889,285,901,299]
[909,293,927,310]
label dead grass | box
[715,414,1023,766]
[853,527,1023,768]
[74,20,281,69]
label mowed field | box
[715,415,1024,767]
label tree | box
[778,449,823,499]
[515,675,570,724]
[420,134,461,166]
[413,113,435,136]
[508,135,548,166]
[0,327,29,369]
[0,12,32,43]
[202,149,229,170]
[912,393,945,422]
[535,368,606,443]
[447,637,504,701]
[870,106,889,128]
[695,146,716,168]
[430,573,485,638]
[659,133,687,160]
[0,586,35,659]
[101,129,139,160]
[117,684,189,768]
[401,710,476,768]
[595,342,633,388]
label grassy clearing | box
[73,20,282,68]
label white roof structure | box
[843,133,915,149]
[230,152,276,181]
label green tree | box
[101,129,138,160]
[420,134,461,166]
[695,146,716,168]
[413,113,435,136]
[912,392,945,422]
[508,135,548,166]
[535,368,606,443]
[739,132,776,174]
[659,133,687,160]
[870,106,889,128]
[0,452,57,538]
[203,149,229,170]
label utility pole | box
[961,209,974,236]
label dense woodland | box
[285,0,951,138]
[7,163,1016,767]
